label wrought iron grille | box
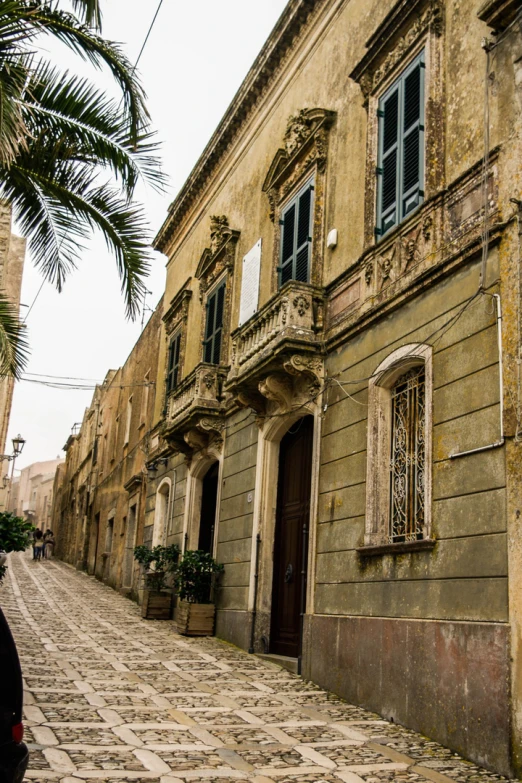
[389,365,425,542]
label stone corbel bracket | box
[243,354,325,421]
[183,416,226,458]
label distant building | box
[52,301,162,592]
[12,459,64,530]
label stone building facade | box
[52,0,522,775]
[52,302,162,595]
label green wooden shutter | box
[377,51,424,239]
[278,180,313,287]
[402,58,424,217]
[204,280,226,365]
[166,332,181,393]
[212,282,225,364]
[280,203,296,285]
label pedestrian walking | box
[33,529,44,561]
[43,530,55,560]
[32,529,39,560]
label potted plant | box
[133,543,180,620]
[174,550,224,636]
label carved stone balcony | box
[226,281,325,416]
[162,363,227,454]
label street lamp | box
[11,434,25,457]
[4,433,25,512]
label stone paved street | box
[1,552,516,783]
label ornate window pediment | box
[350,0,445,248]
[196,215,240,302]
[163,277,192,336]
[196,215,239,368]
[350,0,443,102]
[263,108,335,291]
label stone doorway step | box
[256,652,298,673]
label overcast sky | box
[8,0,288,471]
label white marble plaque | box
[239,239,261,326]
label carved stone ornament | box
[183,416,225,455]
[350,0,444,99]
[262,108,336,222]
[422,214,433,242]
[210,215,230,254]
[293,294,310,317]
[163,279,192,336]
[365,261,374,286]
[283,355,323,384]
[284,110,313,155]
[380,256,393,284]
[202,372,215,390]
[196,215,240,283]
[258,373,294,413]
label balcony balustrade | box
[227,281,324,389]
[163,363,228,453]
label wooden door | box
[199,462,219,553]
[270,416,313,658]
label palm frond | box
[70,0,102,31]
[22,4,149,144]
[20,64,166,195]
[0,290,29,378]
[1,154,151,317]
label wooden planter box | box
[176,601,216,636]
[141,589,172,620]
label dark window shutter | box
[402,62,422,216]
[204,281,226,365]
[280,203,295,285]
[166,332,181,393]
[295,187,312,282]
[278,182,313,287]
[379,87,399,236]
[377,51,424,239]
[213,283,225,364]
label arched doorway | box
[270,415,314,658]
[198,462,219,553]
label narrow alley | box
[3,552,511,783]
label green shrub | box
[0,513,35,581]
[174,550,224,604]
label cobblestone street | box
[1,552,515,783]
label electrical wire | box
[133,0,164,72]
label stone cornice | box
[350,0,443,98]
[153,0,328,254]
[477,0,521,33]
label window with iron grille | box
[203,280,226,364]
[166,331,181,393]
[279,179,314,286]
[389,365,425,543]
[376,51,425,239]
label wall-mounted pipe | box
[248,534,261,654]
[450,293,504,458]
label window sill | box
[357,539,436,557]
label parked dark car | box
[0,603,28,783]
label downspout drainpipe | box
[249,533,261,654]
[450,293,504,458]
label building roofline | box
[153,0,326,254]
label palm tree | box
[0,0,165,376]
